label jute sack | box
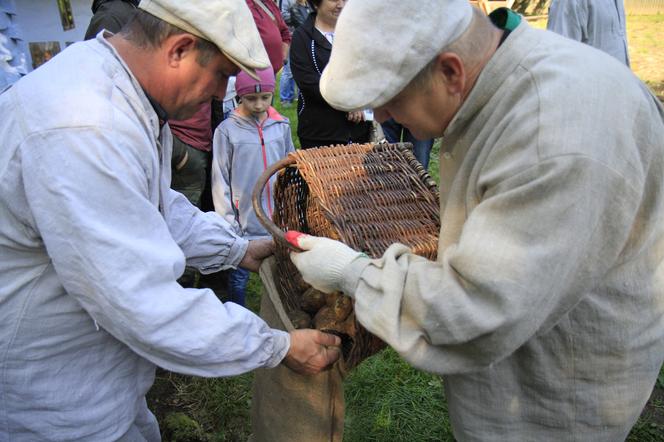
[249,257,345,442]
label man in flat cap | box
[0,0,341,439]
[288,1,664,440]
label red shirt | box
[169,102,212,152]
[246,0,291,73]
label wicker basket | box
[252,142,440,371]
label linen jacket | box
[0,35,289,441]
[341,21,664,441]
[211,107,295,240]
[547,0,630,66]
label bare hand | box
[282,329,342,375]
[347,111,364,124]
[238,239,275,272]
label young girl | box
[211,68,295,306]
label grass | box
[147,13,664,442]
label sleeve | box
[284,123,296,154]
[211,125,242,233]
[547,0,588,43]
[290,29,325,102]
[342,154,640,375]
[162,187,246,273]
[20,127,290,377]
[159,126,246,273]
[280,0,293,28]
[270,0,292,44]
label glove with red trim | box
[286,231,364,294]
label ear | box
[164,34,198,67]
[434,52,466,96]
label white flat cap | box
[138,0,270,79]
[320,0,473,111]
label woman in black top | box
[290,0,371,148]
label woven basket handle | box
[252,156,304,252]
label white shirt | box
[0,33,289,440]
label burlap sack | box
[249,257,345,442]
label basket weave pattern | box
[272,142,440,370]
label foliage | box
[162,413,207,442]
[344,349,453,442]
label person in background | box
[547,0,630,66]
[290,0,371,148]
[279,0,311,107]
[287,1,664,440]
[246,0,291,74]
[212,68,295,307]
[381,118,435,170]
[0,1,341,439]
[84,0,139,40]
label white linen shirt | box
[342,22,664,441]
[0,34,289,441]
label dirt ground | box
[627,15,664,99]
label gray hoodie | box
[212,107,295,240]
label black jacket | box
[290,13,371,148]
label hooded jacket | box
[212,107,295,240]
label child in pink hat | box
[211,68,295,306]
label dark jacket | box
[289,3,311,29]
[290,13,371,148]
[85,0,138,40]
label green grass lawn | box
[148,14,664,441]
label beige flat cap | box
[320,0,473,111]
[138,0,270,79]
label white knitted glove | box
[287,231,364,294]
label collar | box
[488,8,522,32]
[442,16,531,143]
[96,31,168,131]
[144,92,169,127]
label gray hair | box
[119,9,219,66]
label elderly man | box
[0,0,340,440]
[288,1,664,440]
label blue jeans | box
[279,59,295,103]
[381,118,434,170]
[228,267,250,306]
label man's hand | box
[238,239,275,272]
[286,231,363,294]
[283,329,342,375]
